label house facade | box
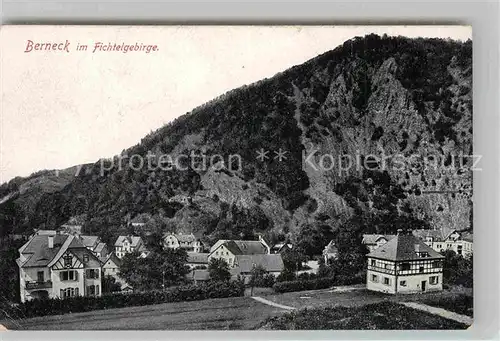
[186,252,209,269]
[366,232,444,294]
[362,234,396,252]
[412,229,473,258]
[208,238,281,282]
[17,231,103,303]
[102,253,130,291]
[163,232,203,253]
[114,235,145,259]
[208,239,269,267]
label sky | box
[0,25,471,183]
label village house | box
[16,231,103,303]
[322,240,338,265]
[362,234,397,252]
[102,253,131,291]
[270,242,293,254]
[186,252,209,269]
[163,232,204,253]
[208,237,270,266]
[208,237,282,282]
[412,229,473,258]
[232,254,284,283]
[114,235,148,259]
[366,231,444,294]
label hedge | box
[273,276,336,293]
[1,280,245,319]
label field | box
[260,301,468,330]
[0,286,472,330]
[0,296,283,330]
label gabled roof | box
[367,234,444,261]
[164,233,196,243]
[103,252,122,267]
[271,243,292,252]
[79,235,99,248]
[115,235,142,247]
[412,229,446,242]
[362,234,396,245]
[234,254,284,273]
[18,234,69,268]
[93,242,107,254]
[187,252,209,264]
[19,233,93,268]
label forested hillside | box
[0,34,472,249]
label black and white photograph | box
[0,25,473,330]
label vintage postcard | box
[0,25,472,330]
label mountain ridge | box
[0,34,472,249]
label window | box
[37,271,44,282]
[383,277,390,286]
[87,285,95,296]
[400,263,410,271]
[63,254,73,267]
[86,269,99,279]
[371,274,378,283]
[437,244,442,249]
[60,270,77,281]
[384,263,389,269]
[371,259,376,266]
[83,254,89,263]
[96,285,100,295]
[399,280,407,287]
[60,287,79,299]
[429,276,439,285]
[419,266,424,273]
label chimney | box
[48,235,54,249]
[414,244,420,253]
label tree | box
[442,250,473,288]
[281,247,307,273]
[102,275,121,293]
[276,268,297,282]
[118,248,189,291]
[208,258,231,282]
[295,223,334,258]
[317,257,335,278]
[249,265,275,288]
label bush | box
[2,280,245,320]
[273,277,335,293]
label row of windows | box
[87,284,100,296]
[370,275,439,286]
[60,287,79,298]
[369,259,442,269]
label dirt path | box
[251,296,296,311]
[400,302,473,325]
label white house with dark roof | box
[163,232,203,253]
[17,231,103,302]
[362,234,397,252]
[412,229,473,258]
[366,231,444,294]
[102,252,131,291]
[208,237,282,281]
[114,235,146,259]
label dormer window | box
[63,254,73,267]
